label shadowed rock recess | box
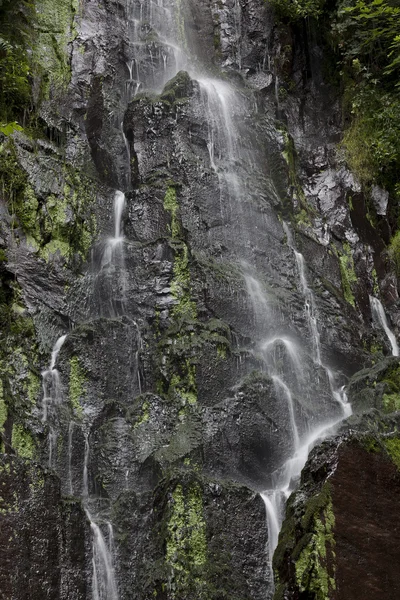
[1,0,400,599]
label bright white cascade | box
[96,190,127,318]
[370,295,399,356]
[41,334,67,422]
[256,223,352,581]
[283,222,351,418]
[86,510,119,600]
[41,334,67,467]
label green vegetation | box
[382,392,400,412]
[269,0,325,21]
[271,0,400,258]
[134,399,150,428]
[0,139,97,263]
[0,268,40,451]
[165,483,208,598]
[388,230,400,276]
[157,184,232,411]
[295,485,336,599]
[69,356,85,419]
[274,482,337,600]
[281,128,315,224]
[164,186,180,239]
[11,423,35,459]
[338,243,357,307]
[0,0,77,126]
[384,437,400,470]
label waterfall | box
[41,334,67,468]
[86,510,119,600]
[255,223,353,582]
[94,191,127,318]
[41,334,67,423]
[370,295,399,356]
[283,221,351,417]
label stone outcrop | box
[273,414,400,600]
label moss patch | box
[0,139,97,264]
[384,438,400,470]
[165,483,208,597]
[11,424,35,459]
[295,485,336,600]
[69,356,85,419]
[338,243,357,307]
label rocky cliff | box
[0,1,399,599]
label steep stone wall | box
[0,0,399,599]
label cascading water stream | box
[58,1,359,597]
[257,223,352,588]
[95,190,127,318]
[41,334,67,423]
[83,435,119,599]
[86,509,119,600]
[41,334,67,467]
[283,221,351,417]
[370,295,399,356]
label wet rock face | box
[273,424,400,600]
[1,0,400,598]
[0,455,88,600]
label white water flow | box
[97,191,127,318]
[258,224,353,576]
[370,295,399,356]
[101,191,126,267]
[125,0,187,95]
[41,334,67,468]
[83,438,119,598]
[199,78,246,231]
[283,222,351,417]
[41,334,67,422]
[86,510,119,600]
[272,376,300,450]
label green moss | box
[26,371,40,406]
[41,239,71,261]
[384,438,400,470]
[382,393,400,413]
[381,363,400,394]
[171,244,197,322]
[362,435,381,453]
[0,139,97,263]
[388,231,400,278]
[269,0,325,21]
[281,128,315,223]
[134,400,150,428]
[338,243,357,307]
[160,71,191,106]
[32,0,77,95]
[295,486,336,600]
[165,483,207,597]
[371,267,379,295]
[69,356,85,419]
[164,185,180,239]
[11,424,35,459]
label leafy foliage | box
[332,0,400,198]
[268,0,326,21]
